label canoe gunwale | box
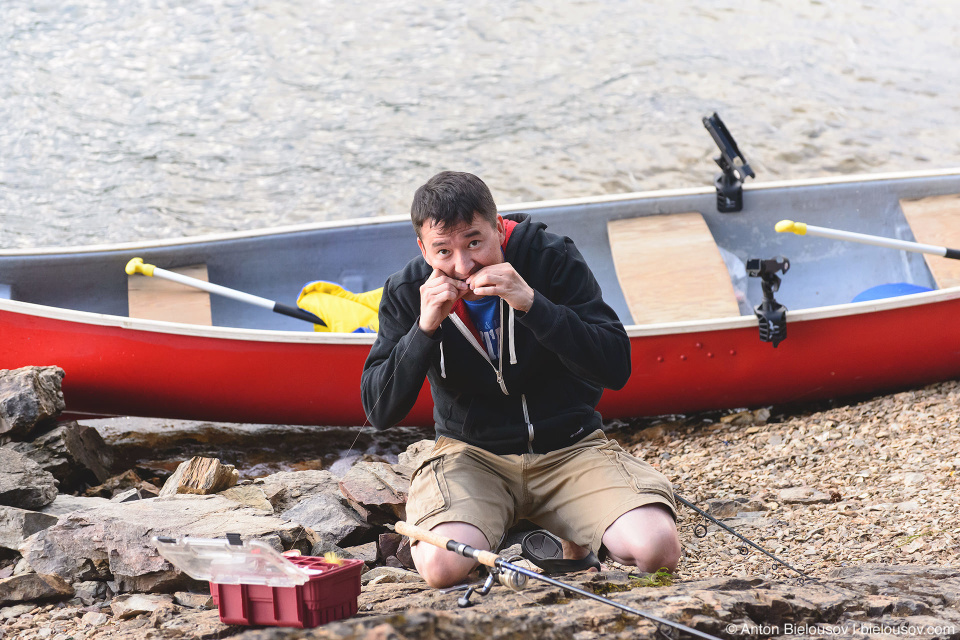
[3,167,959,258]
[4,286,959,343]
[625,286,960,336]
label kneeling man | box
[361,171,680,588]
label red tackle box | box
[154,535,364,628]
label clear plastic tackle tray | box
[153,534,316,588]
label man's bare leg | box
[601,504,681,572]
[409,521,490,588]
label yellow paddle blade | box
[296,281,382,333]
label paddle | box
[776,220,960,259]
[124,257,326,326]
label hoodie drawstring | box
[508,306,517,365]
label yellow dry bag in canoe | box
[296,281,382,333]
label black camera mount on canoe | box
[702,112,755,213]
[747,256,789,347]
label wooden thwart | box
[900,194,960,289]
[128,264,213,325]
[608,213,741,324]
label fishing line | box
[345,272,472,458]
[344,327,418,457]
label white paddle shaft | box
[124,257,326,326]
[150,267,276,309]
[803,224,948,257]
[776,220,960,259]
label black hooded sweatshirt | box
[360,213,631,455]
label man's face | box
[418,214,505,301]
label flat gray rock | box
[109,593,174,619]
[338,461,409,521]
[39,494,110,517]
[280,493,370,546]
[254,469,340,513]
[0,366,65,439]
[0,573,73,606]
[778,486,833,505]
[19,494,317,593]
[0,505,58,551]
[8,422,113,493]
[218,485,273,511]
[0,447,58,509]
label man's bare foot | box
[561,539,600,572]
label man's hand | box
[419,269,469,336]
[466,263,535,312]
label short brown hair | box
[410,171,498,237]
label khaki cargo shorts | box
[405,430,676,553]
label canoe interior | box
[2,172,959,331]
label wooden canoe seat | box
[900,194,960,289]
[128,264,212,325]
[608,213,741,324]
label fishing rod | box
[775,220,960,259]
[674,492,853,598]
[395,520,723,640]
[673,492,811,582]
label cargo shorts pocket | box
[598,440,674,498]
[406,455,449,525]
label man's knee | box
[410,521,490,589]
[601,504,681,573]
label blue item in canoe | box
[852,282,933,303]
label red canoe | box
[2,169,960,426]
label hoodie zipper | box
[447,299,535,450]
[448,300,508,395]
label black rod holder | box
[703,113,755,213]
[747,256,789,347]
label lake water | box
[1,0,958,250]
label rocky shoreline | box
[1,366,958,639]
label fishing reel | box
[747,256,789,348]
[454,557,527,608]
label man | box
[361,171,679,588]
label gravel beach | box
[2,379,958,639]
[617,379,960,582]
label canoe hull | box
[0,303,432,427]
[618,294,960,418]
[4,289,958,426]
[4,170,960,426]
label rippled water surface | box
[2,0,958,249]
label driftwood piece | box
[158,457,239,497]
